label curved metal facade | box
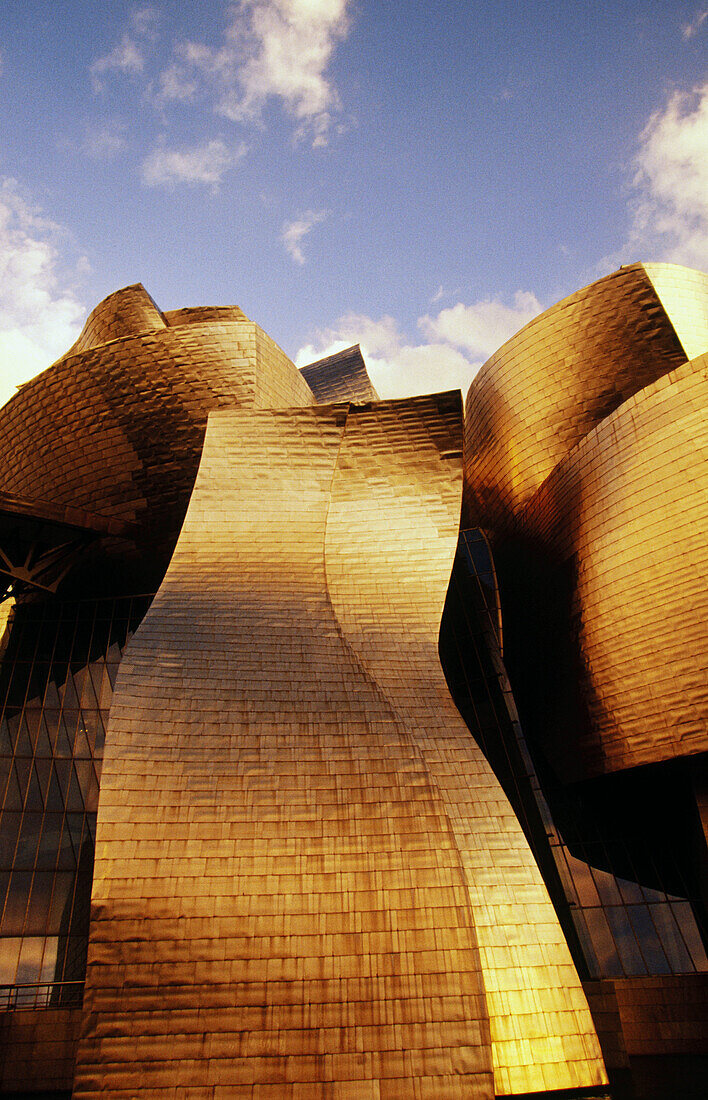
[518,352,708,776]
[463,262,708,780]
[4,266,708,1097]
[73,396,604,1098]
[0,284,314,580]
[463,262,703,532]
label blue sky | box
[0,1,706,404]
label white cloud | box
[141,138,247,188]
[89,7,160,93]
[153,63,198,105]
[295,292,542,399]
[90,34,145,93]
[167,0,351,144]
[0,180,86,408]
[681,8,708,39]
[130,6,161,38]
[627,82,708,267]
[282,209,327,263]
[419,291,542,359]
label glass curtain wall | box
[0,594,152,1009]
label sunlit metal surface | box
[73,397,605,1097]
[0,284,314,570]
[516,351,708,776]
[300,343,379,402]
[463,262,701,532]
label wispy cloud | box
[130,5,161,39]
[90,6,161,93]
[282,209,328,264]
[90,34,146,93]
[152,63,198,107]
[163,0,352,145]
[625,82,708,268]
[141,138,247,188]
[681,8,708,39]
[296,292,542,399]
[0,179,86,407]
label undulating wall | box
[463,262,700,532]
[74,396,606,1098]
[463,262,708,782]
[518,351,708,777]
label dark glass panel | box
[23,764,43,812]
[616,876,646,905]
[604,905,647,975]
[13,757,31,804]
[0,813,22,868]
[671,903,708,971]
[626,904,671,973]
[0,870,9,919]
[44,766,64,813]
[2,764,22,811]
[35,815,62,870]
[14,812,42,868]
[34,756,52,803]
[1,870,32,934]
[52,714,74,758]
[53,759,72,807]
[583,907,624,977]
[34,713,54,758]
[55,817,77,871]
[73,719,92,760]
[25,872,54,935]
[0,718,12,755]
[65,764,85,811]
[47,872,75,934]
[20,707,43,753]
[649,904,695,972]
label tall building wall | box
[2,269,707,1097]
[73,398,605,1098]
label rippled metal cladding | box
[1,262,707,1097]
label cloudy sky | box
[0,1,706,405]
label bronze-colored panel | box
[0,287,313,582]
[163,304,249,326]
[463,263,696,531]
[67,283,166,354]
[300,344,380,403]
[514,352,708,777]
[74,397,605,1097]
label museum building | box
[0,263,706,1098]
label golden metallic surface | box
[518,352,708,777]
[0,285,314,556]
[74,397,605,1097]
[463,263,704,531]
[299,344,380,403]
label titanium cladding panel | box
[520,352,708,776]
[74,396,605,1098]
[463,263,695,531]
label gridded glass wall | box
[440,529,708,981]
[0,594,152,1008]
